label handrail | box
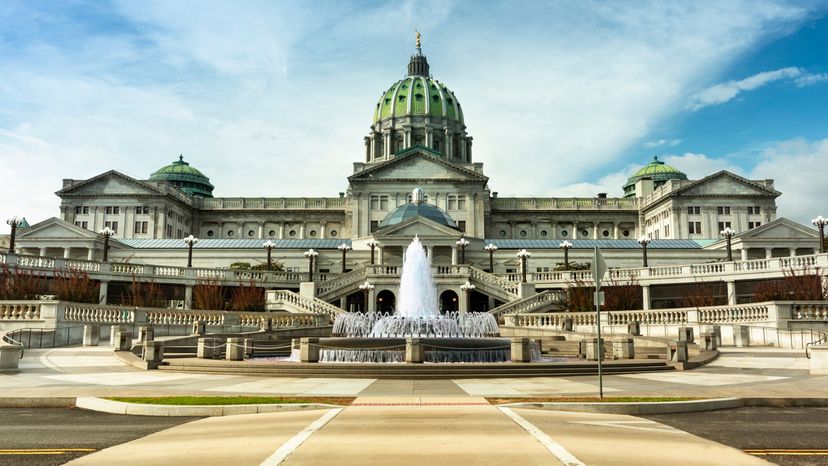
[806,335,828,359]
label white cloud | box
[644,139,682,148]
[689,66,828,110]
[0,0,825,232]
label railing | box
[698,304,770,323]
[367,265,401,276]
[0,301,43,320]
[489,290,565,318]
[267,290,343,321]
[63,304,133,324]
[199,197,346,210]
[792,302,828,320]
[316,267,367,299]
[469,267,519,297]
[490,197,639,210]
[146,309,224,326]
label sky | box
[2,0,828,232]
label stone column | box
[83,324,100,347]
[451,247,458,265]
[592,223,598,239]
[405,338,424,363]
[765,248,773,259]
[98,281,109,305]
[740,248,748,261]
[642,285,651,310]
[613,223,619,239]
[726,280,736,305]
[789,248,796,257]
[184,285,193,310]
[226,338,245,361]
[63,248,71,259]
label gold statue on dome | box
[416,30,421,48]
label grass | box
[487,396,703,404]
[105,396,354,406]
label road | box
[644,407,828,466]
[0,408,199,466]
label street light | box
[559,240,573,271]
[304,248,319,282]
[516,249,531,283]
[636,236,651,267]
[460,281,476,313]
[99,226,114,262]
[812,216,827,254]
[358,280,374,312]
[6,217,20,254]
[263,240,275,270]
[184,235,199,267]
[366,239,378,265]
[484,243,498,272]
[720,227,736,262]
[456,237,470,265]
[337,243,352,273]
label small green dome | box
[379,193,459,230]
[372,46,463,126]
[149,155,214,198]
[623,156,687,197]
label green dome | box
[379,193,459,230]
[149,155,214,198]
[372,76,464,125]
[623,156,687,197]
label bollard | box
[712,325,722,347]
[300,337,319,363]
[197,337,221,359]
[627,321,641,336]
[143,341,164,364]
[612,337,635,359]
[578,340,587,359]
[733,325,751,347]
[83,324,100,347]
[192,320,206,336]
[586,338,605,361]
[678,327,695,344]
[138,326,154,343]
[672,341,688,362]
[244,338,254,358]
[510,337,531,363]
[116,331,133,351]
[262,318,273,332]
[110,325,126,347]
[0,345,21,370]
[405,337,424,363]
[701,332,717,351]
[226,337,245,361]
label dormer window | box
[398,95,406,102]
[415,93,424,101]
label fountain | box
[319,235,516,363]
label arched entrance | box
[439,290,459,313]
[376,290,396,313]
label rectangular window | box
[458,220,466,232]
[75,221,88,229]
[457,195,466,211]
[688,221,702,234]
[104,221,118,233]
[134,221,148,234]
[687,206,700,215]
[75,206,82,214]
[664,225,670,237]
[380,196,388,211]
[166,224,173,237]
[748,221,762,229]
[105,206,112,214]
[83,206,89,214]
[717,206,731,215]
[718,221,732,231]
[748,206,761,215]
[370,195,388,211]
[370,220,379,233]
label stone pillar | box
[612,337,635,359]
[808,345,828,375]
[98,281,109,305]
[0,345,21,370]
[83,324,100,347]
[733,325,750,347]
[726,280,737,305]
[115,331,133,351]
[740,248,748,261]
[641,285,651,310]
[518,283,536,299]
[765,248,773,259]
[613,223,619,239]
[111,325,127,347]
[405,337,424,363]
[451,247,458,265]
[197,337,220,359]
[712,325,722,347]
[184,285,193,310]
[300,337,319,363]
[300,282,317,298]
[244,338,254,358]
[143,341,164,364]
[138,326,154,343]
[627,321,640,336]
[87,248,94,261]
[63,248,71,259]
[458,289,468,315]
[586,338,605,361]
[511,337,532,363]
[678,327,694,344]
[592,223,598,239]
[672,341,688,362]
[226,337,245,361]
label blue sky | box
[2,0,828,231]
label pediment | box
[349,149,488,183]
[57,171,164,197]
[18,217,100,240]
[675,171,779,197]
[374,216,463,239]
[737,218,817,240]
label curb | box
[502,397,745,414]
[74,397,343,417]
[0,397,76,408]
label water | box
[397,236,439,318]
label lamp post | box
[366,239,378,265]
[99,227,114,262]
[263,240,275,270]
[6,217,20,254]
[337,243,352,273]
[304,248,319,282]
[559,240,573,271]
[184,235,198,267]
[636,236,651,267]
[456,237,470,265]
[484,243,498,272]
[720,227,736,262]
[516,249,531,283]
[813,216,827,253]
[460,281,476,313]
[358,280,374,312]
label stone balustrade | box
[489,290,566,317]
[266,290,343,321]
[316,267,367,299]
[469,267,519,297]
[0,301,42,320]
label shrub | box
[0,264,47,300]
[52,268,100,303]
[121,275,167,308]
[230,279,265,312]
[194,279,225,311]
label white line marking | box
[260,408,343,466]
[569,420,690,434]
[498,407,585,466]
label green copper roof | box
[149,155,214,198]
[623,156,687,197]
[378,202,459,230]
[373,76,464,125]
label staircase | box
[468,267,520,302]
[315,267,367,302]
[489,290,567,321]
[266,290,344,322]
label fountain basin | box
[315,337,511,363]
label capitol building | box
[12,40,821,284]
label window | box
[623,230,630,237]
[580,229,589,237]
[717,221,732,231]
[309,230,317,237]
[75,206,82,214]
[177,229,182,238]
[561,230,568,237]
[664,225,670,237]
[227,230,234,237]
[749,221,762,229]
[268,230,276,237]
[540,230,548,237]
[166,225,173,236]
[717,206,731,215]
[748,206,761,215]
[330,230,338,237]
[103,221,118,233]
[520,230,527,237]
[457,221,466,232]
[289,229,296,237]
[688,221,702,234]
[499,230,507,237]
[139,206,150,215]
[602,230,609,237]
[83,206,89,214]
[433,140,440,151]
[370,221,379,233]
[134,221,148,234]
[248,230,255,237]
[207,230,214,237]
[105,206,120,215]
[370,195,389,211]
[687,206,700,215]
[75,221,88,229]
[447,195,467,211]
